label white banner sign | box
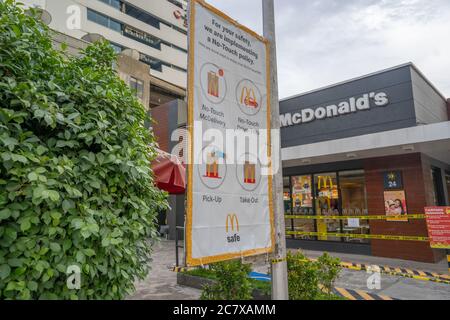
[186,0,274,266]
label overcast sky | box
[207,0,450,100]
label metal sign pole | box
[262,0,289,300]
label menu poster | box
[384,190,408,222]
[186,0,274,266]
[425,207,450,249]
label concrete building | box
[21,0,187,106]
[51,30,172,116]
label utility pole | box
[262,0,289,300]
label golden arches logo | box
[226,214,239,233]
[240,87,259,108]
[317,176,334,189]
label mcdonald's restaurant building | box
[153,63,450,263]
[280,63,450,263]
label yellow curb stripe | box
[333,260,450,284]
[355,289,374,300]
[405,269,415,276]
[335,287,357,300]
[379,294,393,301]
[417,270,427,277]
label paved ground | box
[128,240,450,300]
[290,249,450,300]
[127,240,201,300]
[334,269,450,300]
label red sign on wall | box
[425,207,450,249]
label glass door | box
[291,175,315,240]
[283,176,294,238]
[314,173,341,242]
[339,170,370,243]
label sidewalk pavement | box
[127,240,201,300]
[294,249,450,300]
[127,240,450,300]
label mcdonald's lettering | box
[240,87,259,108]
[226,214,241,243]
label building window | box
[129,77,144,101]
[98,0,122,10]
[149,83,185,108]
[124,2,187,36]
[124,3,160,29]
[139,53,164,72]
[110,42,123,53]
[431,167,446,206]
[167,0,186,9]
[285,170,370,244]
[87,9,122,33]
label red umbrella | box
[151,149,186,195]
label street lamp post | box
[262,0,289,300]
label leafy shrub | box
[0,0,167,299]
[287,251,341,300]
[200,260,253,300]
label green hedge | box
[0,0,167,299]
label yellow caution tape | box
[271,257,286,264]
[285,214,426,220]
[172,266,189,273]
[286,230,429,242]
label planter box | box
[176,273,216,290]
[176,273,271,300]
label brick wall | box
[150,105,169,152]
[364,153,443,263]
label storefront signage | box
[383,171,403,190]
[186,0,274,266]
[123,25,161,49]
[280,91,389,127]
[425,207,450,249]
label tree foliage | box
[287,251,341,300]
[0,0,167,299]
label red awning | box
[151,149,186,195]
